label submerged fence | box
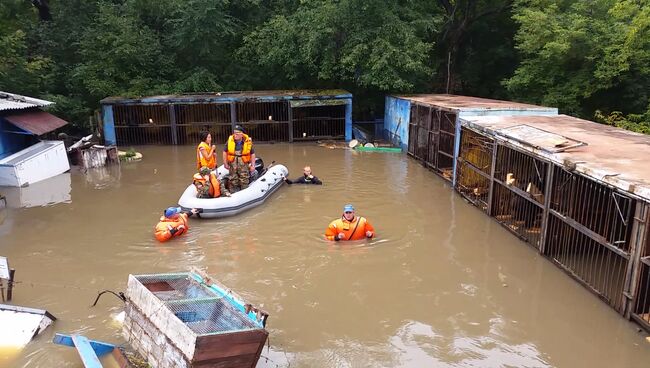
[448,125,650,330]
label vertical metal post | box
[451,116,462,187]
[288,103,294,142]
[6,269,15,301]
[538,164,555,254]
[102,105,116,146]
[623,202,647,318]
[230,101,237,131]
[169,104,178,145]
[486,141,499,217]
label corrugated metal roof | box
[0,92,53,112]
[100,89,352,105]
[461,114,650,201]
[4,110,68,135]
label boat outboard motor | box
[249,157,265,182]
[254,157,264,176]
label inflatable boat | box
[178,159,288,218]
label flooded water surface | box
[1,144,649,367]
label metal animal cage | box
[106,92,350,146]
[406,104,457,181]
[124,271,268,368]
[456,128,494,211]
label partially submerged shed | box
[0,92,70,187]
[456,114,650,331]
[101,90,353,146]
[383,94,557,182]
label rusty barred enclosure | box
[455,126,650,328]
[102,91,351,146]
[407,103,456,181]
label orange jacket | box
[193,172,221,198]
[197,141,217,170]
[155,213,189,242]
[226,134,253,163]
[325,216,375,241]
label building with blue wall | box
[383,94,558,185]
[101,90,353,146]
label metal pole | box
[169,104,178,145]
[486,140,499,217]
[623,202,647,318]
[288,103,294,143]
[230,101,237,130]
[6,269,15,301]
[539,163,555,254]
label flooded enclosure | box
[1,144,650,368]
[103,90,352,146]
[406,104,456,180]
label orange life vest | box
[196,141,217,170]
[154,213,189,242]
[192,172,221,198]
[226,134,253,163]
[324,216,375,241]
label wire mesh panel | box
[113,104,172,145]
[546,214,629,312]
[166,299,258,335]
[292,105,345,140]
[139,274,216,301]
[492,182,544,247]
[550,165,635,251]
[456,128,493,210]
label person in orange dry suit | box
[324,204,375,241]
[154,207,200,243]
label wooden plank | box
[193,341,262,361]
[192,353,259,368]
[71,335,103,368]
[195,329,268,349]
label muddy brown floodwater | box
[1,144,649,368]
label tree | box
[505,0,650,117]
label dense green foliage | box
[0,0,649,133]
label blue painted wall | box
[0,118,34,159]
[102,105,116,146]
[383,96,411,150]
[345,98,353,141]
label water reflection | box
[0,172,71,208]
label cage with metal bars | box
[101,90,352,146]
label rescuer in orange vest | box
[222,125,256,191]
[325,204,375,241]
[196,131,217,170]
[154,207,200,243]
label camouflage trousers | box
[228,155,250,191]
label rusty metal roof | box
[395,94,556,113]
[0,92,53,111]
[101,89,352,105]
[462,114,650,201]
[4,110,68,135]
